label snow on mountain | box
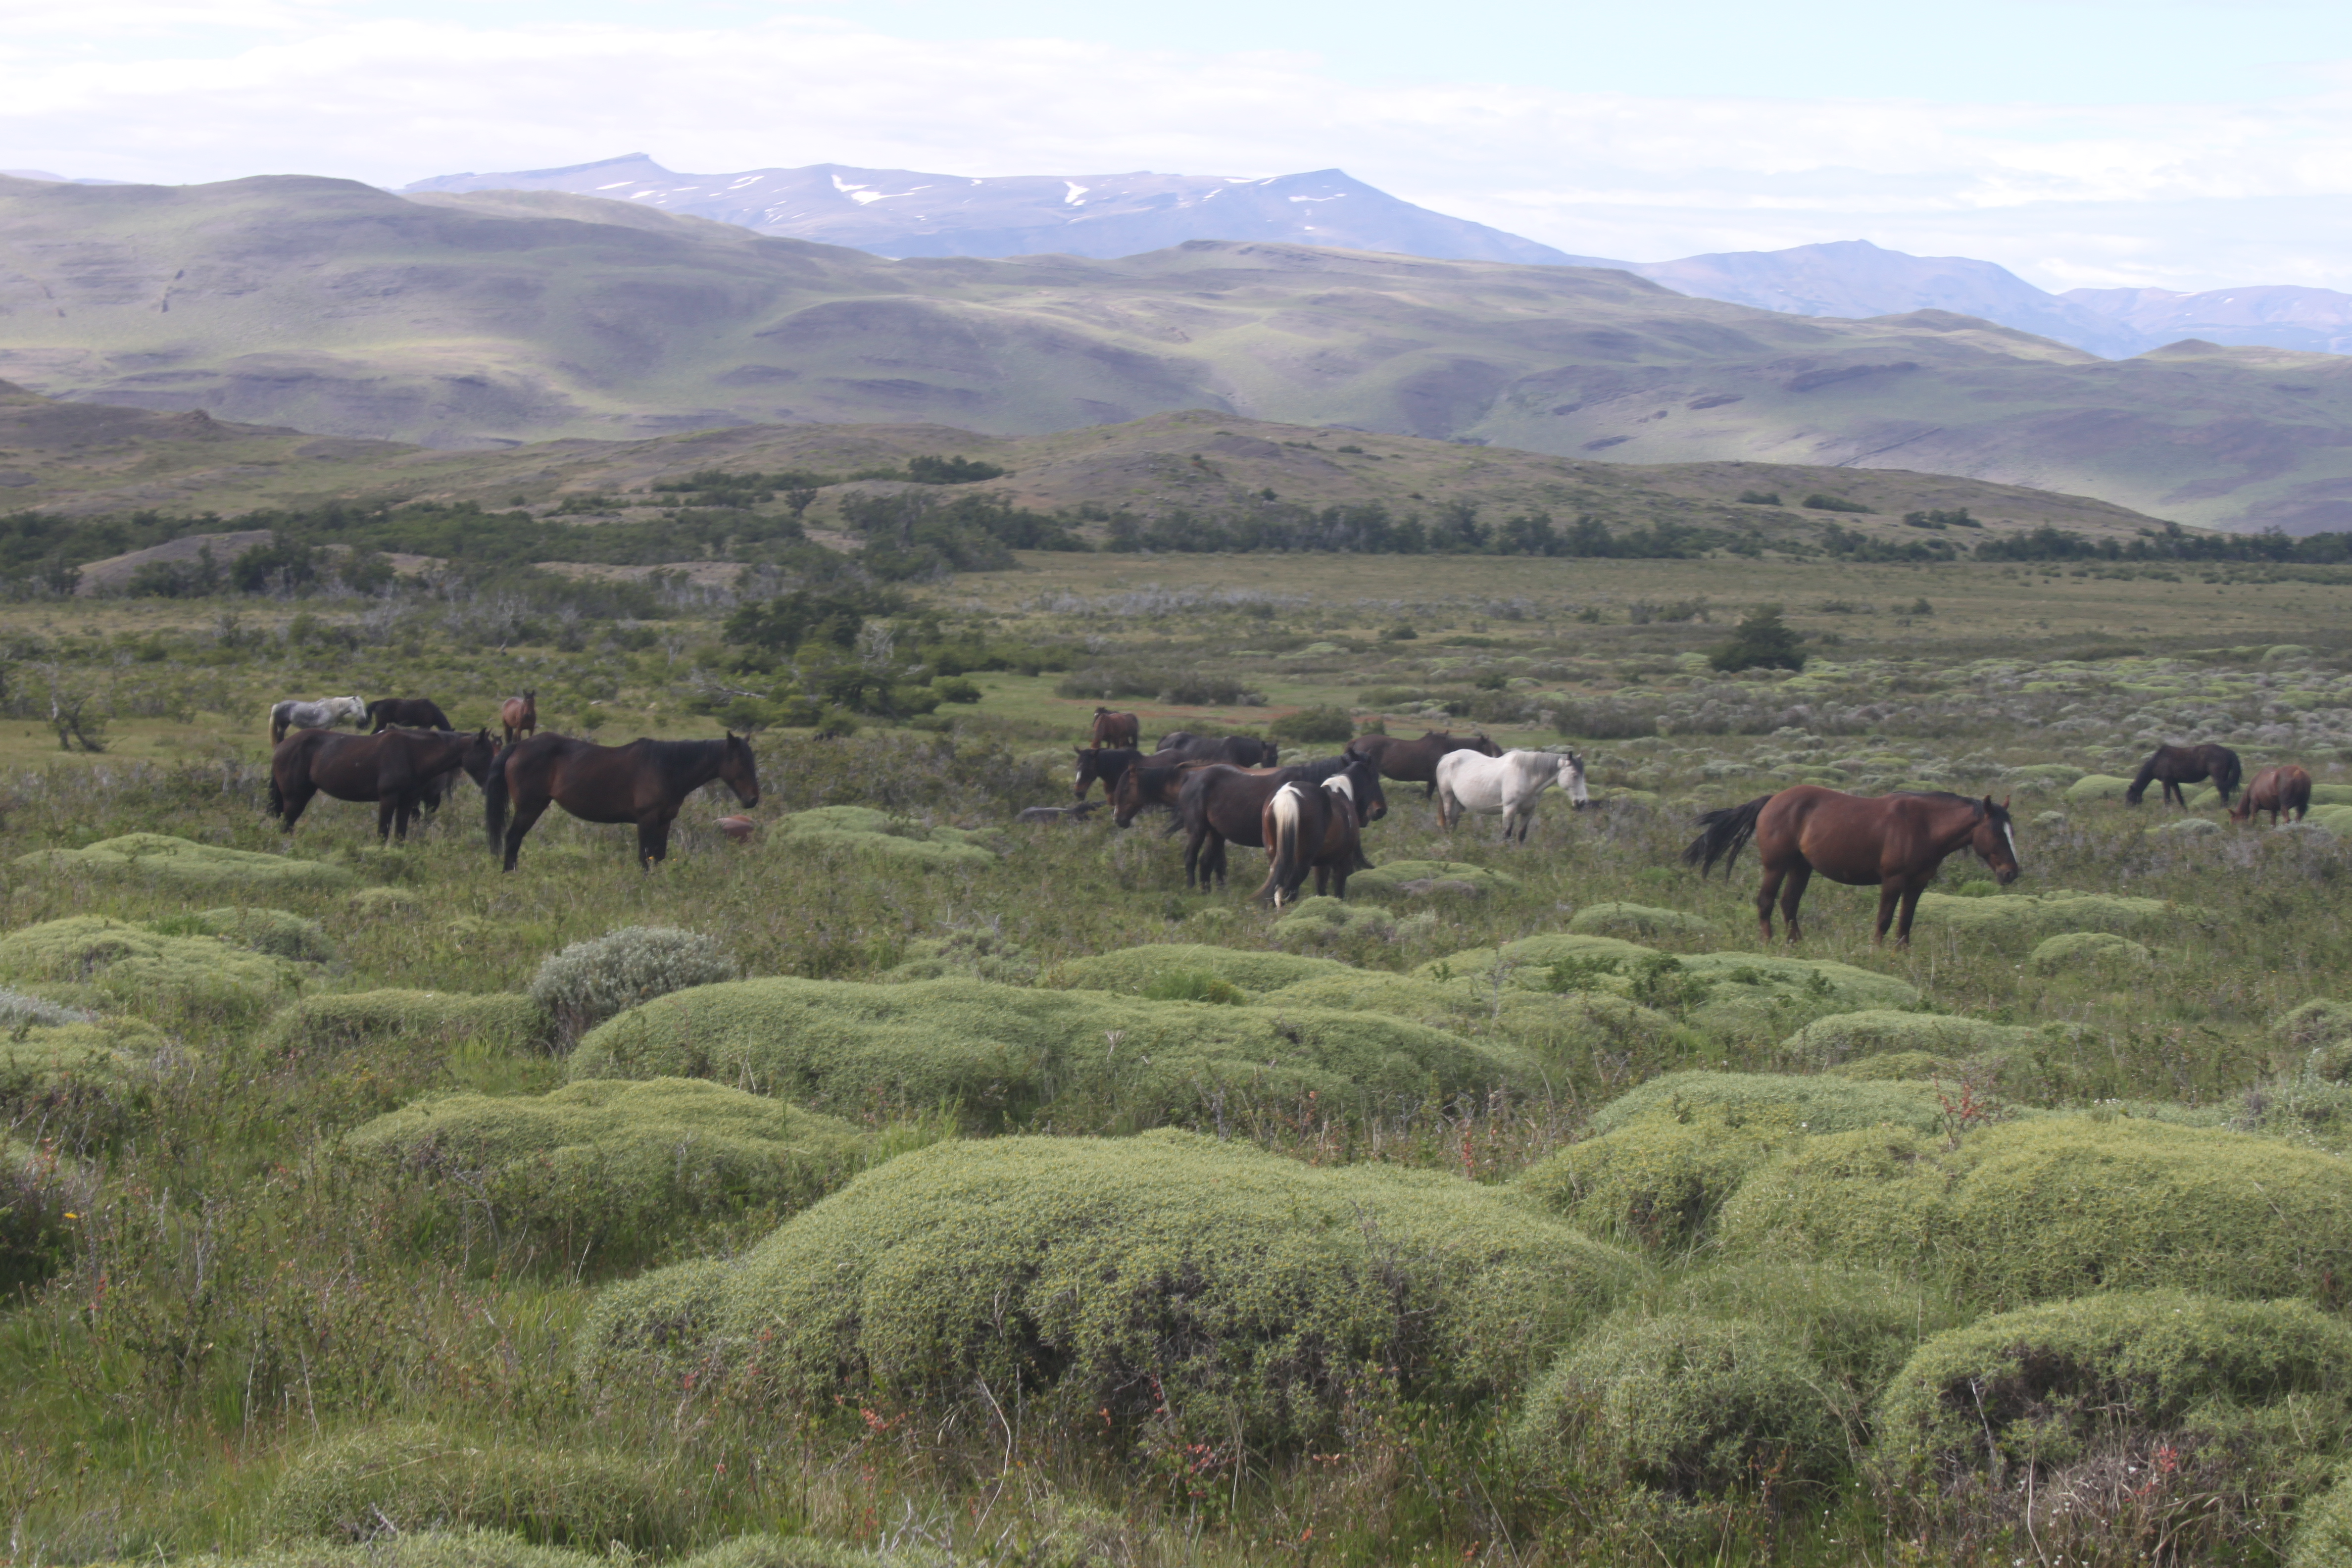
[2063,284,2352,357]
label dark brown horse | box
[1155,731,1280,767]
[1257,771,1367,905]
[366,697,453,733]
[1089,707,1140,749]
[1074,747,1147,800]
[270,726,496,841]
[500,690,539,746]
[1684,786,2020,946]
[1345,729,1501,799]
[2126,742,2242,807]
[1179,754,1384,890]
[2231,764,2312,826]
[487,733,758,870]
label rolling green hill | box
[5,173,2352,532]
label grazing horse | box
[1685,786,2019,946]
[2231,765,2312,827]
[1178,755,1384,890]
[1074,746,1148,800]
[500,690,539,746]
[487,732,758,871]
[366,697,453,733]
[1089,707,1140,749]
[1155,731,1279,767]
[1112,762,1210,830]
[269,694,365,744]
[2126,742,2242,807]
[1257,771,1367,905]
[1346,729,1501,799]
[270,726,496,841]
[1434,749,1587,843]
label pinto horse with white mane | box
[269,695,365,744]
[1433,749,1586,843]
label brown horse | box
[1684,786,2020,946]
[1178,754,1384,890]
[1257,771,1367,905]
[366,697,453,733]
[1345,729,1501,799]
[486,732,758,870]
[1089,707,1140,749]
[500,690,538,746]
[270,726,496,841]
[2126,742,2242,807]
[1155,731,1280,767]
[2231,765,2312,826]
[1112,761,1207,830]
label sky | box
[6,0,2352,292]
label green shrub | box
[15,832,356,891]
[342,1078,871,1272]
[568,977,1526,1131]
[2027,930,2153,975]
[528,926,737,1047]
[262,991,552,1064]
[1872,1292,2352,1553]
[1567,902,1712,939]
[578,1132,1639,1453]
[0,1018,172,1145]
[1417,932,1662,984]
[1909,887,2177,943]
[0,985,94,1029]
[1047,942,1348,995]
[1708,606,1806,673]
[161,906,334,962]
[2292,1468,2352,1568]
[2063,773,2134,801]
[1587,1071,1951,1138]
[1271,896,1395,943]
[1344,859,1521,899]
[934,676,982,703]
[1260,973,1689,1078]
[1,1135,96,1288]
[1781,1009,2041,1070]
[0,916,309,1022]
[266,1422,686,1550]
[1517,1110,1789,1251]
[2278,999,2352,1051]
[1269,705,1356,744]
[91,1528,922,1568]
[1419,939,1917,1038]
[767,806,996,868]
[875,927,1035,984]
[1138,970,1247,1005]
[1719,1115,2352,1308]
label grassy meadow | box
[7,546,2352,1568]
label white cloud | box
[5,9,2352,289]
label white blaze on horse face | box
[2003,822,2017,864]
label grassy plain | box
[5,549,2352,1567]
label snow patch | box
[595,181,634,191]
[1288,194,1344,202]
[1064,181,1089,205]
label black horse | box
[2126,743,2243,807]
[1178,754,1384,890]
[487,733,759,870]
[367,697,454,733]
[271,727,496,841]
[1346,729,1501,800]
[1155,731,1279,767]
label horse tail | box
[1262,784,1304,904]
[2221,749,2244,799]
[266,771,286,822]
[484,745,512,853]
[1684,794,1772,877]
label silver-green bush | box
[528,926,737,1047]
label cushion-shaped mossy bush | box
[1414,932,1658,984]
[1271,896,1395,943]
[266,1422,687,1551]
[2293,1468,2352,1568]
[0,1018,173,1144]
[1907,888,2178,945]
[1345,860,1520,899]
[528,926,736,1047]
[1517,1109,1791,1252]
[262,991,552,1065]
[1719,1115,2352,1309]
[1567,903,1713,940]
[0,916,310,1022]
[2063,773,2135,802]
[1586,1071,1952,1139]
[568,977,1526,1131]
[1871,1292,2352,1552]
[15,832,356,892]
[342,1078,870,1272]
[1782,1009,2042,1070]
[2148,815,2223,838]
[768,806,997,868]
[876,928,1036,985]
[164,906,333,962]
[2277,999,2352,1051]
[1421,939,1918,1039]
[576,1131,1640,1453]
[2027,930,2153,976]
[1047,942,1347,995]
[1259,973,1688,1072]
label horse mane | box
[1278,755,1356,784]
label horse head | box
[1072,747,1098,799]
[1111,768,1146,828]
[1472,731,1502,758]
[1557,750,1590,809]
[720,732,761,807]
[1344,753,1387,824]
[1972,794,2021,884]
[459,728,498,785]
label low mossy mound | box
[1719,1115,2352,1308]
[16,833,356,891]
[1873,1292,2352,1555]
[0,916,309,1021]
[344,1079,871,1271]
[262,991,552,1064]
[768,806,997,868]
[1260,973,1690,1076]
[90,1531,914,1568]
[0,1017,173,1144]
[569,976,1525,1130]
[2027,930,2154,976]
[1414,932,1658,983]
[1783,1009,2041,1069]
[267,1422,686,1550]
[2148,815,2223,838]
[1345,860,1520,899]
[1420,939,1918,1039]
[1567,903,1713,940]
[169,907,334,962]
[1587,1071,1951,1139]
[2293,1469,2352,1568]
[2063,773,2134,802]
[1518,1109,1790,1251]
[1048,942,1347,995]
[1271,896,1395,942]
[1909,887,2177,943]
[577,1132,1639,1453]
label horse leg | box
[377,794,398,841]
[638,812,675,869]
[278,781,316,832]
[1892,883,1927,947]
[1754,863,1786,942]
[1780,866,1813,942]
[500,796,551,872]
[1872,881,1904,944]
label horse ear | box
[2001,794,2011,810]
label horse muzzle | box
[1994,865,2020,885]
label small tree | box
[1709,606,1807,673]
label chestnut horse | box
[486,732,758,870]
[500,690,538,746]
[270,726,496,841]
[1178,754,1384,890]
[1089,707,1140,749]
[367,697,453,733]
[1346,729,1501,799]
[2126,742,2242,807]
[1257,771,1366,905]
[1684,785,2020,946]
[2231,765,2312,826]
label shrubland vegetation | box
[7,530,2352,1567]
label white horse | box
[1433,748,1587,843]
[269,694,366,744]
